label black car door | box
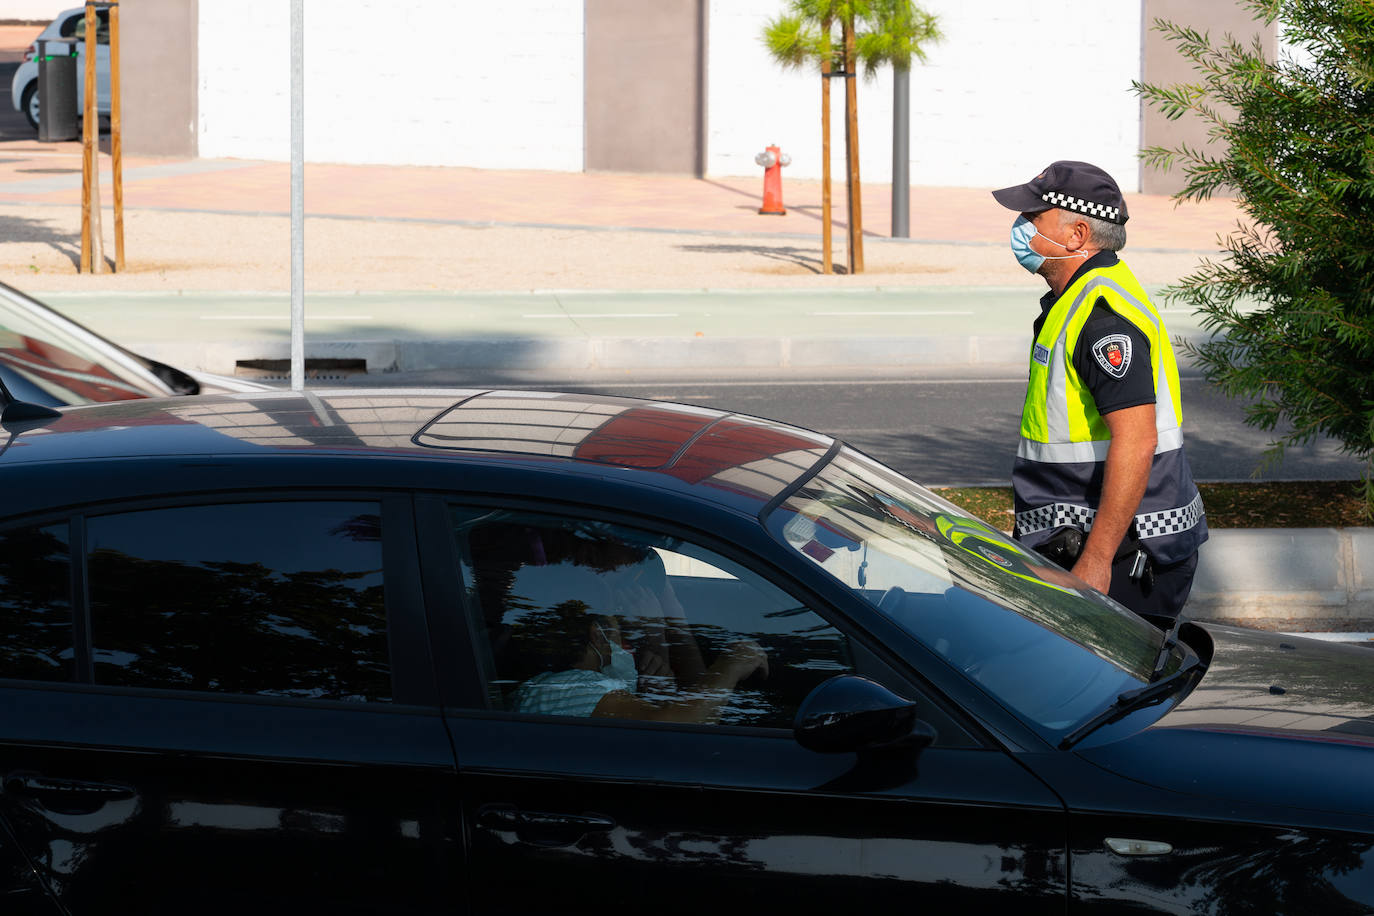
[0,495,465,915]
[422,500,1068,912]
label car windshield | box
[765,446,1183,740]
[0,283,168,405]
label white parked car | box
[9,6,110,131]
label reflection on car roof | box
[1,390,836,506]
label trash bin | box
[37,38,78,142]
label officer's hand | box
[1070,553,1112,594]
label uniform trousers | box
[1106,551,1199,620]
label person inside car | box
[507,563,768,723]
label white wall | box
[197,0,585,170]
[192,0,1147,187]
[708,0,1145,191]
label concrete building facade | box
[117,0,1274,194]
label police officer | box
[991,161,1207,619]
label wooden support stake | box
[79,2,97,273]
[820,17,832,275]
[843,18,864,275]
[110,0,123,271]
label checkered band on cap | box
[1015,502,1097,538]
[1041,191,1121,223]
[1134,492,1206,540]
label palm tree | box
[763,1,939,274]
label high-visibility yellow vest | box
[1013,258,1206,565]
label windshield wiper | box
[1058,651,1200,751]
[1147,614,1186,684]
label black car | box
[0,388,1370,914]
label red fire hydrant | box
[755,144,791,215]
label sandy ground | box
[1,204,1213,293]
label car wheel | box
[21,83,39,131]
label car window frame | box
[0,491,438,709]
[412,492,981,747]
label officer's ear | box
[1064,215,1091,251]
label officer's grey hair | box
[1056,207,1126,251]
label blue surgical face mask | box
[596,624,639,689]
[1009,215,1087,273]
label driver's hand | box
[636,647,675,680]
[723,639,769,682]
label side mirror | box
[794,675,936,754]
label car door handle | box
[477,804,615,848]
[5,774,137,814]
[478,804,615,831]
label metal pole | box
[891,65,910,239]
[290,0,305,390]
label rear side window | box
[85,502,390,702]
[0,523,72,682]
[62,10,109,44]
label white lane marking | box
[200,315,373,320]
[807,310,973,316]
[523,313,679,319]
[1282,631,1374,643]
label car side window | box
[85,501,390,702]
[450,508,855,729]
[0,522,73,682]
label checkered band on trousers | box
[1015,502,1097,537]
[1017,494,1206,540]
[1133,492,1206,539]
[1040,191,1121,223]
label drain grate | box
[234,358,368,381]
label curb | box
[1190,528,1374,623]
[133,334,1050,376]
[133,333,1221,377]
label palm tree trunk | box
[843,16,864,274]
[820,17,832,275]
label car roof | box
[0,388,835,513]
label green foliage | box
[761,0,940,75]
[1134,0,1374,515]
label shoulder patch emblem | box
[1033,343,1051,366]
[1091,334,1132,379]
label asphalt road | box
[0,60,31,139]
[355,369,1366,486]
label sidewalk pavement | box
[0,140,1246,250]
